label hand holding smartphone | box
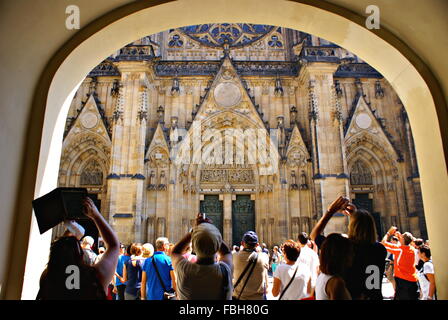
[196,212,213,226]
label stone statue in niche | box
[182,218,188,234]
[179,164,188,184]
[266,175,274,192]
[291,217,300,240]
[277,116,286,157]
[300,170,308,190]
[158,171,167,190]
[290,171,299,190]
[169,116,179,148]
[157,217,165,238]
[148,170,156,190]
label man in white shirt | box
[297,232,319,292]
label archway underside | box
[7,0,446,300]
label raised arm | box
[218,240,233,273]
[171,232,192,269]
[381,226,398,243]
[83,197,120,293]
[310,196,351,241]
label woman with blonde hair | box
[142,243,154,258]
[311,196,387,300]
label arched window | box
[350,160,372,185]
[80,159,103,186]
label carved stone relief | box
[80,160,104,186]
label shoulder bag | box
[152,257,176,300]
[232,252,258,300]
[278,264,299,300]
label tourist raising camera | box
[171,213,233,300]
[37,197,120,299]
[381,227,419,300]
[310,195,387,300]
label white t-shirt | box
[297,246,320,287]
[315,273,333,300]
[418,260,435,300]
[414,249,420,266]
[273,262,311,300]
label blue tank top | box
[124,258,144,295]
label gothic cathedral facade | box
[55,24,426,246]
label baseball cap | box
[191,223,222,259]
[242,231,258,245]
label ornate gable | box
[172,56,280,176]
[145,122,170,168]
[345,95,399,160]
[286,124,310,168]
[63,95,111,147]
[192,56,266,129]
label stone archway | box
[10,0,447,299]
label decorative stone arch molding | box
[347,142,406,231]
[77,156,107,187]
[349,158,374,186]
[59,131,111,186]
[11,0,447,300]
[146,146,170,169]
[177,109,280,171]
[348,151,386,187]
[346,143,399,186]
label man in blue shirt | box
[141,237,176,300]
[115,244,131,300]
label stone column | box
[223,193,232,245]
[106,61,149,244]
[300,62,350,234]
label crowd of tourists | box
[37,196,436,300]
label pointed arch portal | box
[6,0,447,299]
